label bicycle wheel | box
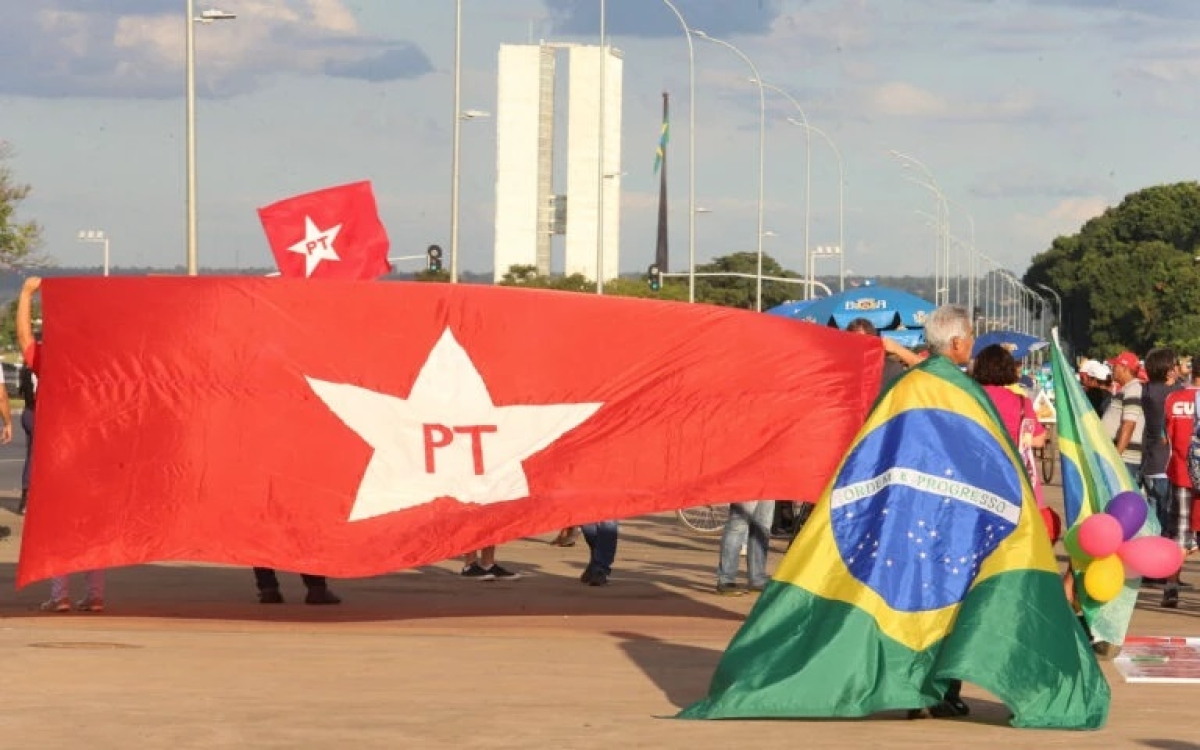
[676,504,730,535]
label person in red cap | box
[1101,350,1145,484]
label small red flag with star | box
[257,180,392,280]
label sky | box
[3,0,1200,281]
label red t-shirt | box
[1165,386,1198,488]
[22,342,40,374]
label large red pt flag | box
[257,180,391,280]
[18,278,881,584]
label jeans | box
[1124,462,1142,490]
[1143,476,1171,536]
[717,501,775,588]
[581,520,619,576]
[50,571,104,602]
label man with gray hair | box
[924,304,975,367]
[907,302,974,719]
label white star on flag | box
[307,328,604,521]
[288,216,342,277]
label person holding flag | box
[680,306,1110,729]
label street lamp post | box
[693,30,766,311]
[658,0,697,303]
[889,150,948,305]
[449,0,463,283]
[1037,282,1064,346]
[786,118,843,292]
[595,0,607,294]
[759,83,811,299]
[185,3,236,276]
[77,230,110,277]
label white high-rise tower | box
[492,44,623,283]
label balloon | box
[1084,554,1126,603]
[1118,536,1185,579]
[1040,507,1062,543]
[1105,491,1149,540]
[1062,525,1092,565]
[1077,513,1124,558]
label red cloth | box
[17,278,882,585]
[257,181,391,280]
[1165,386,1198,487]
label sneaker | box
[587,570,609,587]
[39,598,70,613]
[258,588,285,604]
[748,582,767,593]
[928,698,970,718]
[715,583,745,596]
[75,597,104,613]
[304,587,342,605]
[1093,641,1121,659]
[580,567,597,584]
[461,562,494,580]
[485,564,520,580]
[1162,585,1180,609]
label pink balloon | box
[1077,513,1124,558]
[1118,536,1185,579]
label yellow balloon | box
[1084,554,1126,603]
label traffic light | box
[426,244,443,273]
[647,263,662,292]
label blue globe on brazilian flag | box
[680,356,1110,730]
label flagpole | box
[185,0,198,275]
[693,31,765,312]
[654,92,670,274]
[658,0,696,303]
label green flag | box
[1049,331,1154,647]
[680,357,1111,729]
[653,109,669,175]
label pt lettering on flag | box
[257,180,392,280]
[18,278,882,584]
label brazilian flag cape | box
[680,356,1110,730]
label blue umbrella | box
[972,330,1047,360]
[775,286,936,331]
[764,298,820,320]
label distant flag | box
[653,93,670,175]
[1049,330,1154,647]
[654,92,670,273]
[257,181,392,281]
[680,355,1111,730]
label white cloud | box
[1012,196,1112,245]
[866,81,1039,122]
[0,1,430,98]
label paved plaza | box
[1,484,1199,749]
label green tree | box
[1024,182,1200,356]
[694,251,800,309]
[0,143,48,270]
[495,264,689,301]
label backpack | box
[1188,390,1200,488]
